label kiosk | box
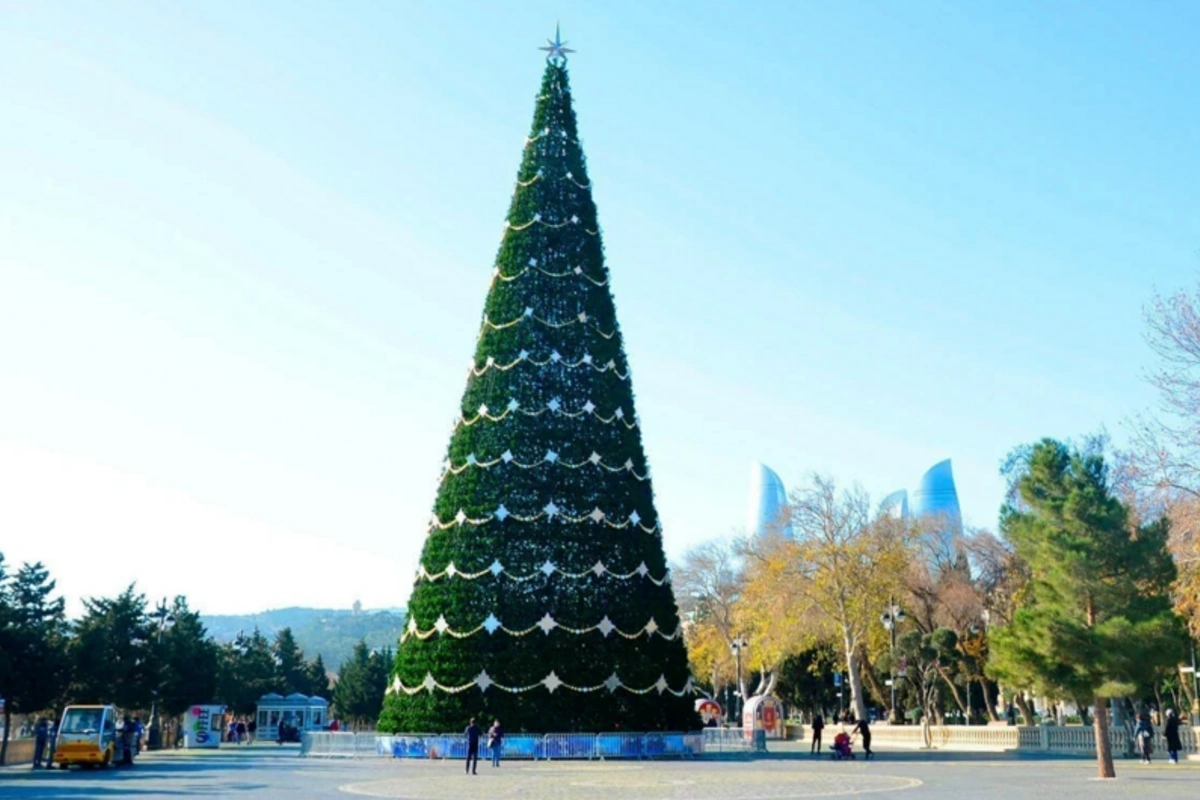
[255,693,329,739]
[182,704,226,749]
[742,695,785,739]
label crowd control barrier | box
[302,729,750,760]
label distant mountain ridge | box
[201,606,406,672]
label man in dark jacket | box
[810,713,825,754]
[32,719,50,769]
[1164,709,1182,765]
[464,718,481,774]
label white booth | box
[255,693,329,738]
[182,704,226,748]
[742,695,785,739]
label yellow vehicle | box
[53,704,118,769]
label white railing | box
[788,723,1200,754]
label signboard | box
[742,695,784,739]
[695,698,722,726]
[184,705,226,749]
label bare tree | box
[786,476,914,721]
[1132,278,1200,499]
[674,539,744,698]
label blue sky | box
[1,1,1196,615]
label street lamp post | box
[880,598,905,724]
[147,598,176,750]
[730,634,749,725]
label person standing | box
[810,713,825,755]
[32,718,49,769]
[236,720,247,744]
[1163,709,1182,765]
[120,716,136,766]
[852,717,873,759]
[464,718,481,775]
[487,720,504,767]
[1134,713,1154,764]
[247,718,257,743]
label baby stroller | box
[831,732,855,760]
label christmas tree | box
[379,35,697,733]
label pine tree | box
[274,628,310,695]
[379,50,696,733]
[70,585,154,710]
[307,654,330,699]
[988,439,1183,779]
[158,597,219,719]
[0,559,70,765]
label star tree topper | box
[539,23,575,63]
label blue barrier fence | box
[345,729,753,761]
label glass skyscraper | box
[910,459,963,532]
[746,462,793,538]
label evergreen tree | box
[379,49,695,733]
[988,439,1183,779]
[158,597,220,719]
[216,629,279,716]
[333,640,388,728]
[274,627,310,695]
[70,585,154,710]
[307,654,330,699]
[0,558,71,764]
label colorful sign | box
[695,697,722,725]
[742,695,784,739]
[184,705,226,749]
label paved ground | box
[2,743,1199,799]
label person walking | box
[120,716,136,767]
[32,718,49,769]
[487,719,504,767]
[236,719,247,744]
[1134,713,1154,764]
[464,718,481,775]
[810,713,825,755]
[852,717,873,759]
[247,719,257,743]
[1164,709,1182,765]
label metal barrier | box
[543,733,598,760]
[301,732,358,758]
[502,734,542,760]
[701,727,762,754]
[305,730,734,760]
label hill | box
[201,606,406,672]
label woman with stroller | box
[851,717,873,759]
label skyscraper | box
[747,462,793,538]
[910,459,963,567]
[879,489,910,520]
[911,459,963,531]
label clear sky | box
[1,1,1197,616]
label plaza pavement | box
[2,741,1199,799]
